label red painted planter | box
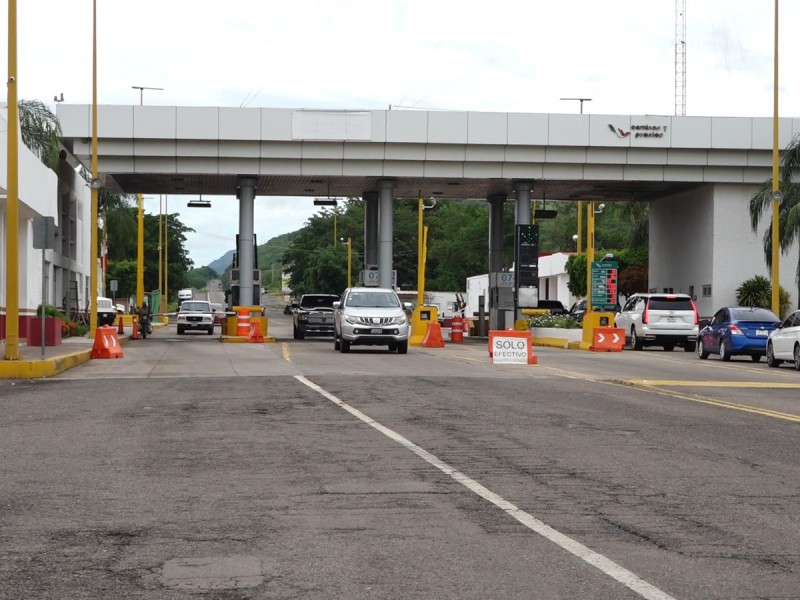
[27,317,63,347]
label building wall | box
[1,105,91,333]
[649,186,715,316]
[712,184,798,317]
[649,182,798,319]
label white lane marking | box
[295,375,676,600]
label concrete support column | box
[487,194,506,273]
[237,176,257,306]
[377,179,395,289]
[487,193,507,331]
[514,181,533,225]
[363,191,379,269]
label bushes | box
[528,314,581,329]
[735,275,792,318]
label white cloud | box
[4,0,799,265]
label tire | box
[766,342,781,368]
[140,324,146,339]
[631,327,643,350]
[293,326,304,340]
[697,337,709,359]
[719,340,732,361]
[207,325,214,335]
[333,333,340,351]
[177,326,184,335]
[397,340,409,354]
[388,343,398,352]
[751,355,761,362]
[794,344,800,371]
[684,341,696,352]
[340,339,350,353]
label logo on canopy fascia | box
[608,124,630,138]
[609,123,668,139]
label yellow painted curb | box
[0,349,92,379]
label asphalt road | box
[1,307,799,599]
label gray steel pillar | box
[487,193,507,331]
[363,190,379,269]
[377,179,395,289]
[514,181,533,225]
[487,194,506,273]
[237,176,257,306]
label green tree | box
[749,134,800,292]
[18,99,62,170]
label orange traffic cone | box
[131,316,139,340]
[248,320,265,343]
[91,325,124,359]
[117,314,124,335]
[421,322,445,348]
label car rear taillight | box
[642,300,649,324]
[728,324,743,336]
[690,299,699,324]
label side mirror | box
[403,302,413,310]
[332,301,341,309]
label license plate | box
[370,328,383,334]
[666,316,675,322]
[756,329,768,336]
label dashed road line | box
[295,374,677,600]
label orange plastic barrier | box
[236,308,250,336]
[248,320,265,343]
[450,315,464,343]
[91,325,124,359]
[591,327,625,352]
[487,329,537,364]
[421,322,445,348]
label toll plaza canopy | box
[56,105,800,201]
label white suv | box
[614,293,698,351]
[766,309,800,369]
[333,287,410,354]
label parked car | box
[96,296,117,327]
[333,287,411,353]
[537,299,567,315]
[766,309,800,370]
[697,306,781,362]
[293,294,339,339]
[176,300,214,335]
[614,293,698,351]
[568,299,587,323]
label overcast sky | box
[4,0,799,267]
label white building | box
[1,104,92,338]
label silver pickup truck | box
[292,294,339,339]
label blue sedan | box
[697,306,781,361]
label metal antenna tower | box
[675,0,687,116]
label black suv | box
[293,294,339,339]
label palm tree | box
[749,134,800,291]
[18,99,62,170]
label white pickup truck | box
[176,300,214,335]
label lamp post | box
[132,87,162,308]
[4,0,20,359]
[340,238,352,287]
[771,0,780,316]
[88,0,99,338]
[560,97,592,114]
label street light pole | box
[560,97,592,114]
[4,0,21,360]
[771,0,781,316]
[88,0,99,337]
